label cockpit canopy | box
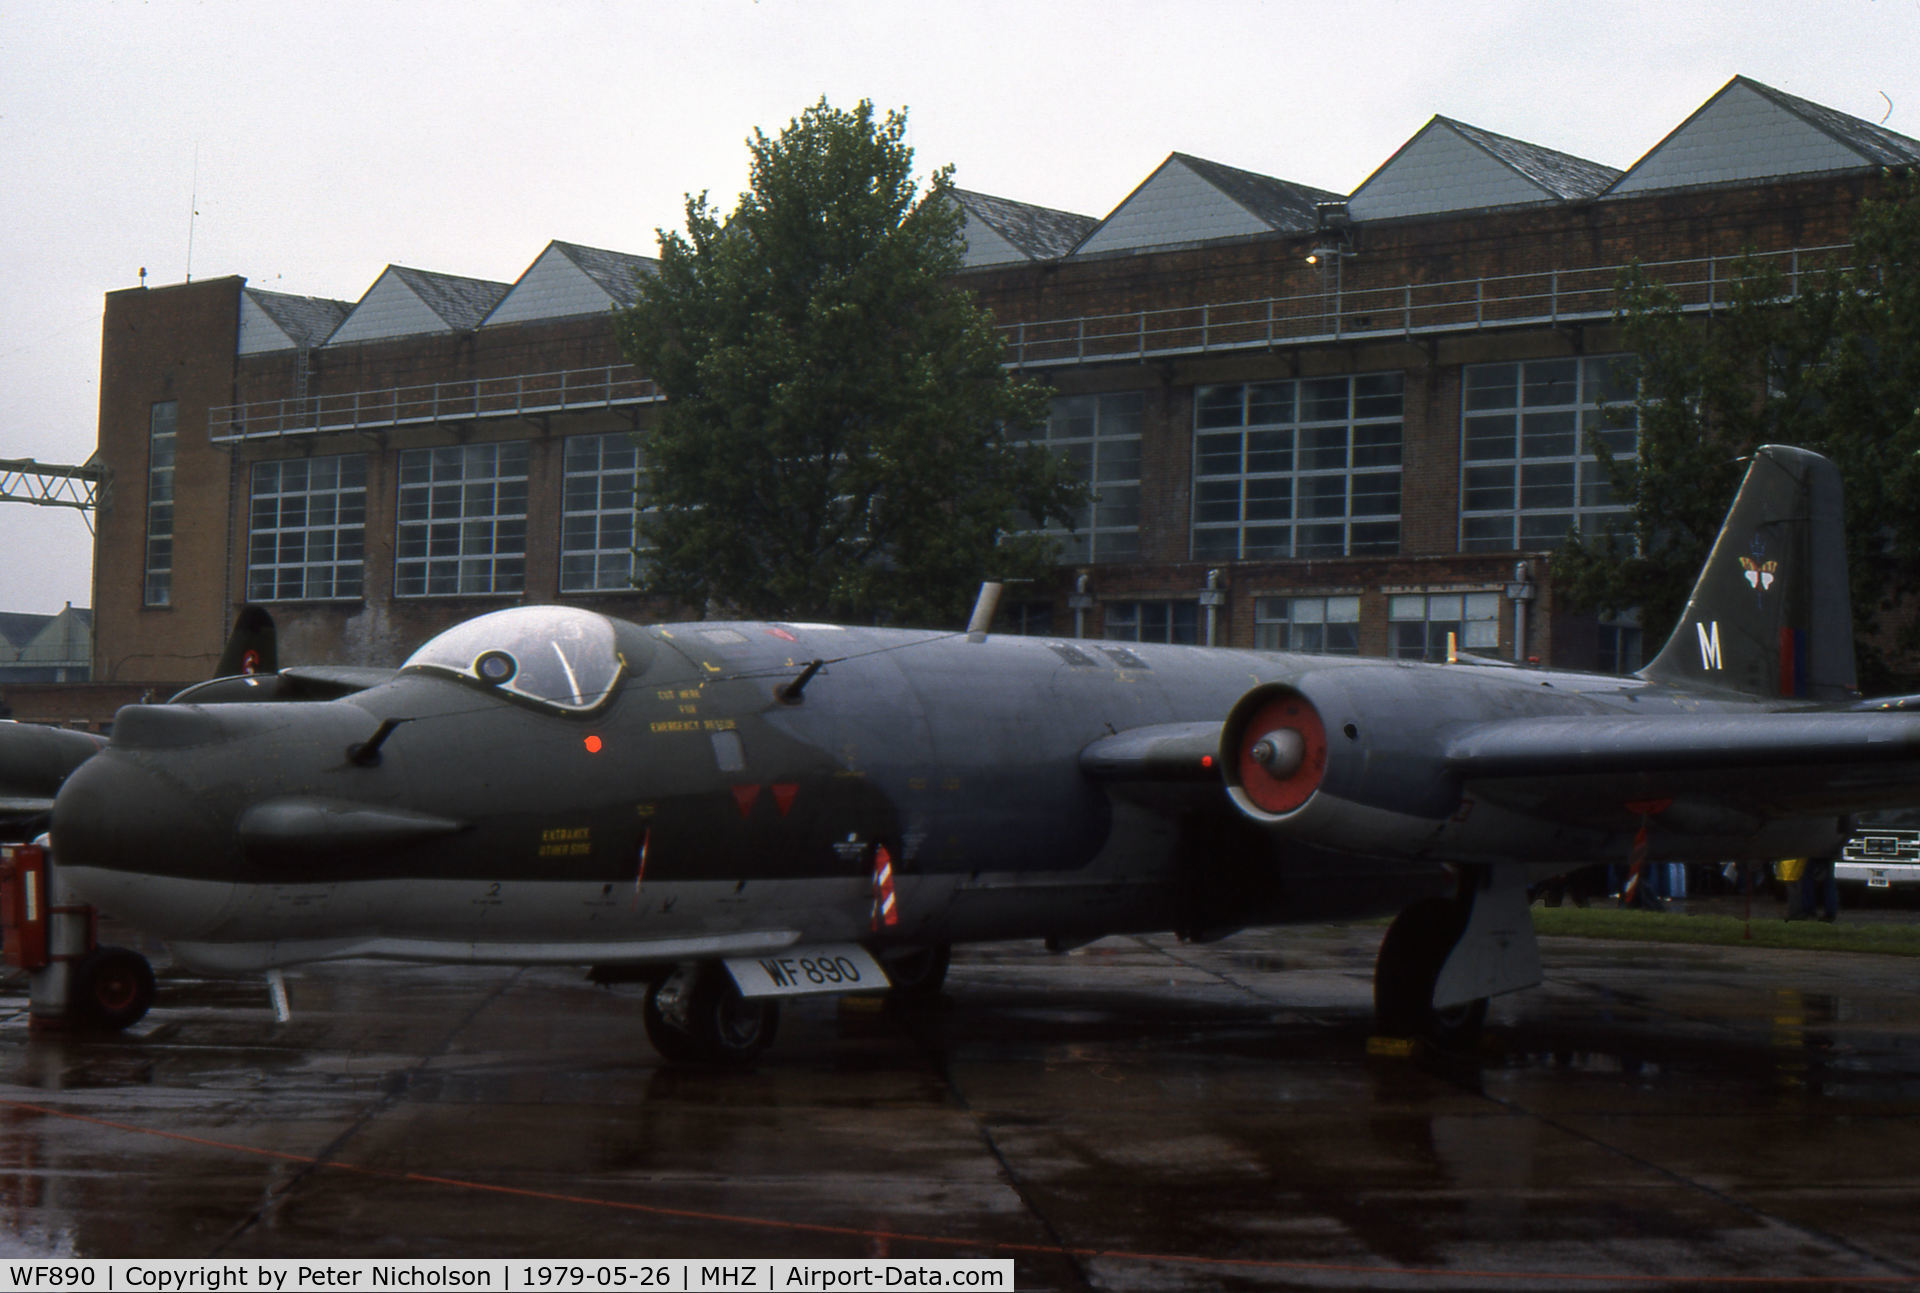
[403,607,625,713]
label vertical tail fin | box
[213,605,277,678]
[1639,445,1855,701]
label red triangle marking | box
[731,784,762,818]
[771,783,799,816]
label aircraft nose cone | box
[50,749,235,937]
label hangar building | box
[84,76,1920,693]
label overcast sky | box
[3,0,1917,617]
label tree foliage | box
[1556,173,1920,689]
[614,99,1083,627]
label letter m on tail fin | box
[1641,446,1856,701]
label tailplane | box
[1639,445,1855,701]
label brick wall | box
[86,171,1890,677]
[94,277,244,683]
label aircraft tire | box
[641,985,705,1064]
[643,966,778,1065]
[881,944,951,1002]
[71,945,156,1032]
[1373,898,1486,1047]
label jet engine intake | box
[1223,685,1328,821]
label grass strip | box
[1530,904,1920,957]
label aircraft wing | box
[1083,708,1920,831]
[1445,710,1920,822]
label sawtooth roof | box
[952,190,1098,261]
[551,241,657,305]
[389,266,511,330]
[244,289,353,347]
[1440,118,1622,199]
[1742,76,1920,168]
[1171,152,1343,233]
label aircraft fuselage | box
[50,613,1848,975]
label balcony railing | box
[996,243,1852,367]
[206,243,1853,441]
[209,365,660,444]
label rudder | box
[1639,445,1855,701]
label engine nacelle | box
[1222,685,1329,822]
[1219,675,1475,860]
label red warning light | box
[584,735,604,754]
[1201,754,1214,769]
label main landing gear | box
[878,943,950,1003]
[643,963,779,1065]
[1373,865,1540,1048]
[1374,898,1487,1045]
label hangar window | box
[404,605,623,713]
[998,601,1054,636]
[1596,612,1643,675]
[1192,375,1402,560]
[1104,600,1198,645]
[1018,392,1143,562]
[1254,595,1361,654]
[144,401,177,607]
[1460,355,1637,552]
[395,442,529,597]
[1390,592,1500,661]
[246,454,367,602]
[561,433,647,594]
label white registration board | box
[724,944,891,998]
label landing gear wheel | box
[880,944,951,1002]
[1374,898,1486,1048]
[643,964,779,1065]
[71,945,156,1032]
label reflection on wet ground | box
[2,923,1920,1288]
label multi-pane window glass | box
[561,433,644,594]
[1390,592,1501,661]
[1000,602,1054,636]
[1023,392,1143,562]
[1104,600,1199,645]
[144,401,177,607]
[246,455,367,602]
[1460,355,1637,552]
[1192,374,1402,560]
[1253,595,1361,654]
[1596,614,1644,676]
[395,442,529,597]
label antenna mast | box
[186,143,199,283]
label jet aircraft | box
[41,445,1920,1062]
[1,722,103,841]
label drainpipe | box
[1507,561,1536,663]
[1200,569,1226,647]
[1068,573,1092,639]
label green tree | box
[614,99,1083,627]
[1556,173,1920,688]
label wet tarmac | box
[3,919,1920,1290]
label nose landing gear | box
[643,963,779,1065]
[70,944,157,1031]
[4,843,156,1032]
